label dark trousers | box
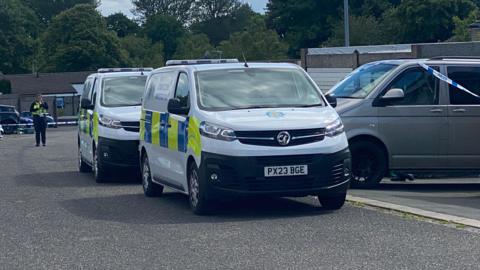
[33,116,46,145]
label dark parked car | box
[0,105,19,134]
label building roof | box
[0,71,93,96]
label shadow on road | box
[61,192,334,225]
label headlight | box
[199,122,236,141]
[99,115,122,129]
[325,118,344,137]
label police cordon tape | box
[419,62,480,99]
[1,121,78,127]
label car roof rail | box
[428,56,480,61]
[165,59,239,66]
[97,68,153,73]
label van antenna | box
[242,52,249,68]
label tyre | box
[78,146,91,173]
[318,193,346,210]
[93,146,109,183]
[141,154,164,197]
[350,140,388,188]
[188,162,212,215]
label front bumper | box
[199,148,351,198]
[97,137,139,168]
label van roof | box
[155,62,301,73]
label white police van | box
[139,60,350,214]
[78,68,152,182]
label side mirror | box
[80,98,94,110]
[167,98,189,115]
[381,88,405,101]
[325,94,337,108]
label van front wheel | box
[188,162,212,215]
[350,141,387,188]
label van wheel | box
[93,147,109,183]
[141,154,164,197]
[319,193,346,210]
[350,141,387,188]
[188,162,212,215]
[78,146,91,173]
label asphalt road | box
[1,127,480,270]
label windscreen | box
[101,76,147,107]
[195,68,324,111]
[329,63,397,99]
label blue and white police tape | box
[1,121,78,127]
[418,62,480,99]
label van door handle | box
[452,108,466,113]
[429,108,443,113]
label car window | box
[81,79,92,100]
[145,71,177,111]
[385,67,439,106]
[447,66,480,105]
[174,73,190,108]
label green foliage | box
[106,13,140,38]
[0,80,12,95]
[21,0,97,24]
[266,0,341,57]
[173,34,214,59]
[144,14,186,60]
[218,16,288,60]
[451,11,478,41]
[119,36,165,67]
[325,16,386,47]
[382,0,476,43]
[132,0,194,23]
[40,4,128,72]
[191,4,255,46]
[0,0,39,74]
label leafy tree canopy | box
[20,0,97,24]
[132,0,194,23]
[143,14,186,60]
[173,33,214,59]
[106,13,140,38]
[40,4,128,72]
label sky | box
[98,0,268,18]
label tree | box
[106,13,140,38]
[325,16,386,47]
[132,0,194,23]
[173,34,214,59]
[190,4,255,46]
[382,0,476,43]
[40,4,128,72]
[143,14,186,60]
[218,16,288,60]
[21,0,97,24]
[266,0,341,57]
[193,0,243,21]
[349,0,400,18]
[119,36,165,67]
[451,10,478,41]
[0,0,40,74]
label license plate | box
[264,165,308,177]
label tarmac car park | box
[328,57,480,187]
[77,68,152,183]
[139,59,351,214]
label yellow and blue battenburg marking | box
[141,110,192,154]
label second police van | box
[139,59,351,214]
[78,68,152,182]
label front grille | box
[236,128,325,147]
[256,154,315,166]
[331,162,345,184]
[121,121,140,133]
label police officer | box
[30,94,49,147]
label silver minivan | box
[327,57,480,187]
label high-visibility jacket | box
[30,101,49,117]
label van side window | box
[386,67,439,105]
[145,71,176,111]
[447,66,480,105]
[174,73,190,108]
[81,79,92,101]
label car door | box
[167,72,191,188]
[376,66,448,169]
[445,65,480,169]
[143,71,180,186]
[79,78,93,162]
